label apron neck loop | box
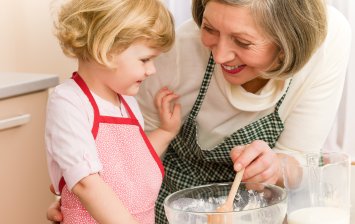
[189,53,215,119]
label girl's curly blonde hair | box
[54,0,175,67]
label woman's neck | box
[241,78,269,93]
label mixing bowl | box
[164,182,287,224]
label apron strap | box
[72,72,101,138]
[275,78,293,112]
[189,53,215,119]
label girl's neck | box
[77,61,121,107]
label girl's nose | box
[145,61,156,76]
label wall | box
[324,0,355,159]
[164,0,192,27]
[0,0,191,79]
[0,0,75,80]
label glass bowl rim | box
[163,182,288,215]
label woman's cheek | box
[200,32,216,48]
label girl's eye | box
[141,58,151,63]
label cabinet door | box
[0,90,53,224]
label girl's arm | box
[72,173,139,224]
[147,87,181,157]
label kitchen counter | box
[0,72,58,99]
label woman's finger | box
[242,150,276,179]
[230,145,246,162]
[233,140,269,171]
[243,161,278,184]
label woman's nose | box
[212,38,235,64]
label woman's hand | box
[230,140,283,185]
[47,185,63,223]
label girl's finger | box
[160,93,179,114]
[155,87,170,109]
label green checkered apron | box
[155,54,290,224]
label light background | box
[0,0,353,159]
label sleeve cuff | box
[63,160,102,191]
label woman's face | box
[201,1,280,89]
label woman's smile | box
[221,64,246,75]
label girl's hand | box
[47,184,63,223]
[154,87,181,137]
[47,200,62,223]
[230,140,282,185]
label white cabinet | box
[0,72,58,223]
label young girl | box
[45,0,179,223]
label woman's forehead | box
[203,1,265,39]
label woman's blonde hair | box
[192,0,327,79]
[54,0,175,67]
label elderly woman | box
[47,0,351,223]
[137,0,351,223]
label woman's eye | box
[202,25,216,34]
[234,39,251,48]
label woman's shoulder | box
[176,19,200,37]
[325,5,351,47]
[175,19,209,56]
[326,5,350,26]
[292,5,351,80]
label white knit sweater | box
[137,5,351,153]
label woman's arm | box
[276,6,352,153]
[72,174,139,224]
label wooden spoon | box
[207,169,245,224]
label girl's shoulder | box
[50,78,85,100]
[47,79,94,126]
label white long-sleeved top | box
[137,5,351,153]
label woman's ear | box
[278,51,285,64]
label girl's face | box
[99,41,160,97]
[200,1,280,91]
